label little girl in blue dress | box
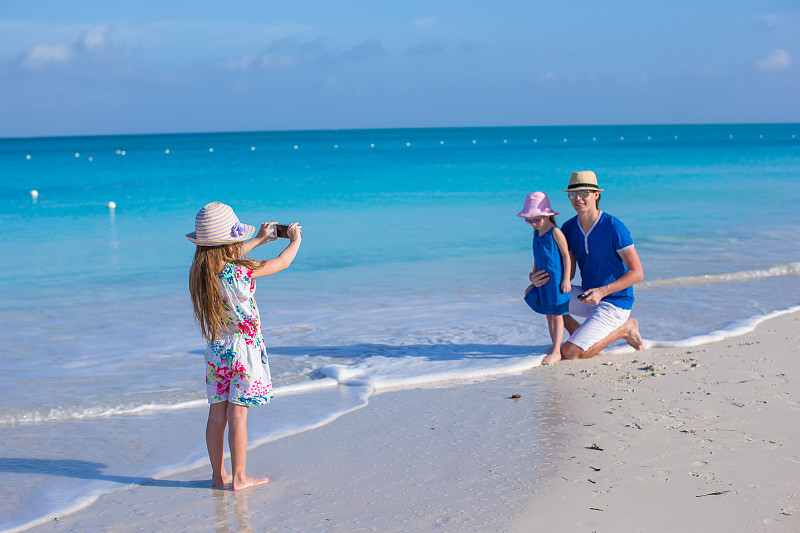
[518,192,571,364]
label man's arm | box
[581,246,643,305]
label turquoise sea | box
[1,124,799,531]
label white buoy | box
[370,143,375,148]
[503,139,507,143]
[88,156,93,162]
[26,154,31,160]
[563,138,567,142]
[293,145,298,150]
[250,146,255,151]
[729,134,733,139]
[647,136,651,140]
[440,140,445,145]
[107,201,116,210]
[209,148,214,152]
[759,134,764,139]
[472,140,477,144]
[620,136,624,141]
[533,139,538,143]
[165,149,170,154]
[593,137,597,141]
[406,142,411,146]
[121,150,126,156]
[74,152,80,158]
[674,136,678,140]
[115,149,121,154]
[30,190,39,199]
[334,145,338,149]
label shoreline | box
[17,310,800,532]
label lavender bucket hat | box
[516,192,559,218]
[186,201,256,245]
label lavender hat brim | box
[185,223,256,245]
[185,201,257,245]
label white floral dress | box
[205,264,274,406]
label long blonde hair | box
[189,242,263,343]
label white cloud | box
[260,54,300,69]
[217,37,385,73]
[79,25,110,51]
[217,50,302,72]
[17,25,123,72]
[219,53,259,71]
[755,48,791,72]
[538,72,558,82]
[20,42,74,70]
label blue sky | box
[1,1,798,137]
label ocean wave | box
[604,304,800,353]
[0,398,207,426]
[5,304,799,426]
[639,262,800,289]
[0,378,348,426]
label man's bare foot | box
[625,318,643,350]
[542,352,562,365]
[232,476,269,491]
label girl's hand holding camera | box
[254,222,280,245]
[286,222,302,242]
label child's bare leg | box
[207,401,232,488]
[542,314,564,365]
[227,402,269,491]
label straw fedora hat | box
[562,170,604,192]
[186,201,256,245]
[517,192,559,218]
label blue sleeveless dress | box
[524,229,570,315]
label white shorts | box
[566,287,631,351]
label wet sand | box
[26,311,800,533]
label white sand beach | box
[25,311,800,533]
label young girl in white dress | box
[187,201,301,490]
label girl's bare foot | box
[232,476,270,491]
[542,351,562,365]
[212,473,233,489]
[625,318,643,350]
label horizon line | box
[3,121,799,142]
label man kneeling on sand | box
[531,171,644,363]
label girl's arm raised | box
[251,223,302,278]
[552,227,572,294]
[242,222,278,254]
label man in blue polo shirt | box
[532,171,644,363]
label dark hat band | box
[566,183,600,190]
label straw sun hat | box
[562,170,604,192]
[186,201,256,245]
